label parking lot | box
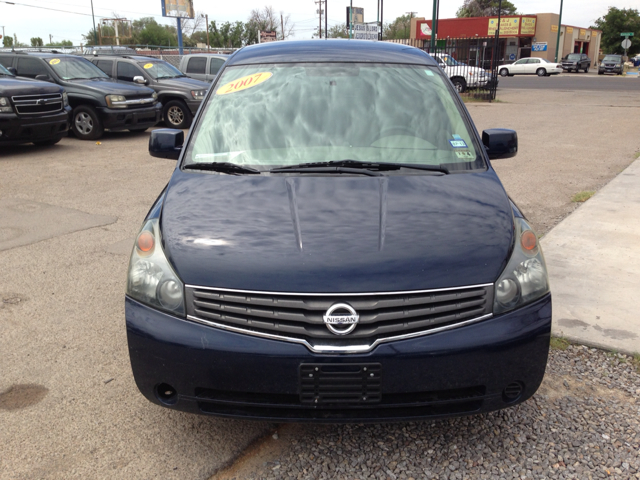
[1,85,639,479]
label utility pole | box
[204,14,209,51]
[90,0,98,45]
[349,0,353,39]
[554,0,564,62]
[49,34,53,44]
[315,0,324,39]
[325,0,327,39]
[380,0,383,40]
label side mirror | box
[35,74,53,82]
[482,129,518,160]
[133,75,147,85]
[7,67,17,75]
[149,129,183,160]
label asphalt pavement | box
[1,86,639,479]
[498,69,640,91]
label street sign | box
[353,23,378,41]
[620,32,634,36]
[532,42,548,52]
[509,53,516,61]
[622,38,632,49]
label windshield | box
[0,63,12,76]
[603,55,621,62]
[567,54,582,60]
[48,57,108,80]
[440,55,461,66]
[184,63,484,172]
[138,61,183,79]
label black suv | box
[561,53,591,73]
[87,54,209,129]
[0,62,70,146]
[598,55,623,75]
[0,52,161,140]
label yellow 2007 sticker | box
[216,72,273,95]
[143,63,154,69]
[49,59,61,65]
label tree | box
[456,0,517,17]
[30,37,44,47]
[131,17,177,46]
[2,36,13,48]
[592,7,640,55]
[12,34,28,48]
[327,23,349,39]
[384,14,412,40]
[208,20,245,48]
[45,40,73,47]
[245,6,295,43]
[181,11,207,37]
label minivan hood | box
[66,78,155,96]
[161,170,514,293]
[0,76,64,96]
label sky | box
[0,0,639,46]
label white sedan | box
[498,58,563,77]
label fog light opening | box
[502,381,524,403]
[155,383,178,405]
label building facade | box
[410,13,601,67]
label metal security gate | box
[422,36,499,101]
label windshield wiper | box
[183,162,260,175]
[270,159,449,174]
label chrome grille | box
[186,285,493,352]
[11,93,63,115]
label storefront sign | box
[520,17,536,35]
[532,42,548,52]
[566,27,573,34]
[551,24,558,32]
[579,29,587,37]
[488,17,520,36]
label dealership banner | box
[488,17,520,36]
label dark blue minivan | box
[125,40,551,422]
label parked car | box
[499,57,563,77]
[88,54,210,129]
[432,53,490,93]
[126,40,552,422]
[598,55,623,75]
[178,53,227,83]
[0,62,70,146]
[561,53,591,73]
[0,52,161,140]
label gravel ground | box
[220,346,640,480]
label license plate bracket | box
[299,363,381,406]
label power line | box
[0,0,105,18]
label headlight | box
[62,92,69,107]
[615,64,621,67]
[127,218,185,316]
[105,94,127,108]
[0,97,12,113]
[191,89,207,100]
[493,217,549,315]
[152,92,158,101]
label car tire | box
[450,78,467,93]
[163,100,192,129]
[33,138,62,147]
[584,65,589,73]
[536,68,547,77]
[499,68,509,77]
[598,70,603,75]
[71,105,104,140]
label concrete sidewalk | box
[542,158,640,355]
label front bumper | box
[599,67,622,74]
[0,108,70,146]
[97,102,162,130]
[126,293,552,422]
